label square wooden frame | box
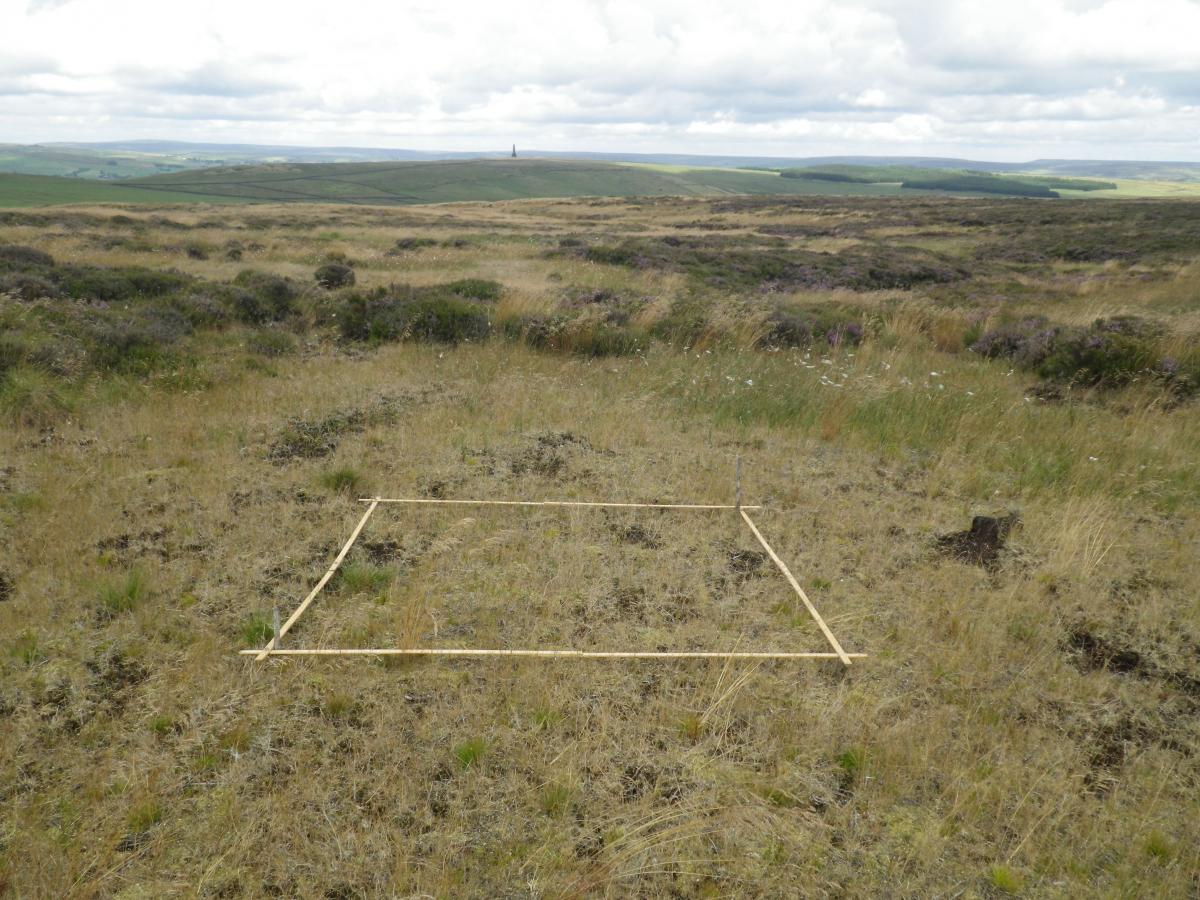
[240,496,864,665]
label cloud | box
[121,62,288,98]
[0,0,1197,158]
[26,0,77,11]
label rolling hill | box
[35,141,1200,182]
[2,157,1198,208]
[119,158,914,204]
[0,159,937,208]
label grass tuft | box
[0,365,72,428]
[985,865,1023,894]
[539,783,572,817]
[10,630,41,666]
[1144,831,1173,861]
[126,800,164,833]
[320,466,364,495]
[240,612,273,646]
[453,737,488,769]
[336,562,392,595]
[98,571,146,616]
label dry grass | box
[1,196,1198,897]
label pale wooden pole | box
[735,455,742,511]
[242,648,868,660]
[359,498,760,510]
[254,499,380,661]
[739,509,853,666]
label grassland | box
[0,173,242,208]
[1,193,1198,897]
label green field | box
[0,173,242,207]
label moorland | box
[1,189,1198,897]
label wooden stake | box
[254,499,380,661]
[242,648,868,660]
[272,606,281,650]
[358,497,760,510]
[739,509,853,666]
[735,456,742,510]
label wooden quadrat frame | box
[240,495,865,665]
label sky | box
[2,0,1199,161]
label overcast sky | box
[2,0,1199,160]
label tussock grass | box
[319,465,364,495]
[97,570,146,616]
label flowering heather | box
[972,315,1172,387]
[969,316,1061,366]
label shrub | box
[1037,331,1156,386]
[567,324,644,357]
[0,272,61,300]
[502,313,569,349]
[230,271,299,323]
[826,322,864,348]
[59,266,192,302]
[0,244,55,269]
[444,278,502,302]
[247,329,297,357]
[314,263,355,289]
[86,317,178,375]
[971,315,1163,387]
[970,317,1060,366]
[170,293,229,328]
[184,243,209,260]
[269,410,366,461]
[759,306,864,349]
[388,237,438,253]
[338,292,491,344]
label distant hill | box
[5,141,1198,184]
[779,165,1120,198]
[2,157,1198,208]
[121,158,925,205]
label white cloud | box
[0,0,1197,158]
